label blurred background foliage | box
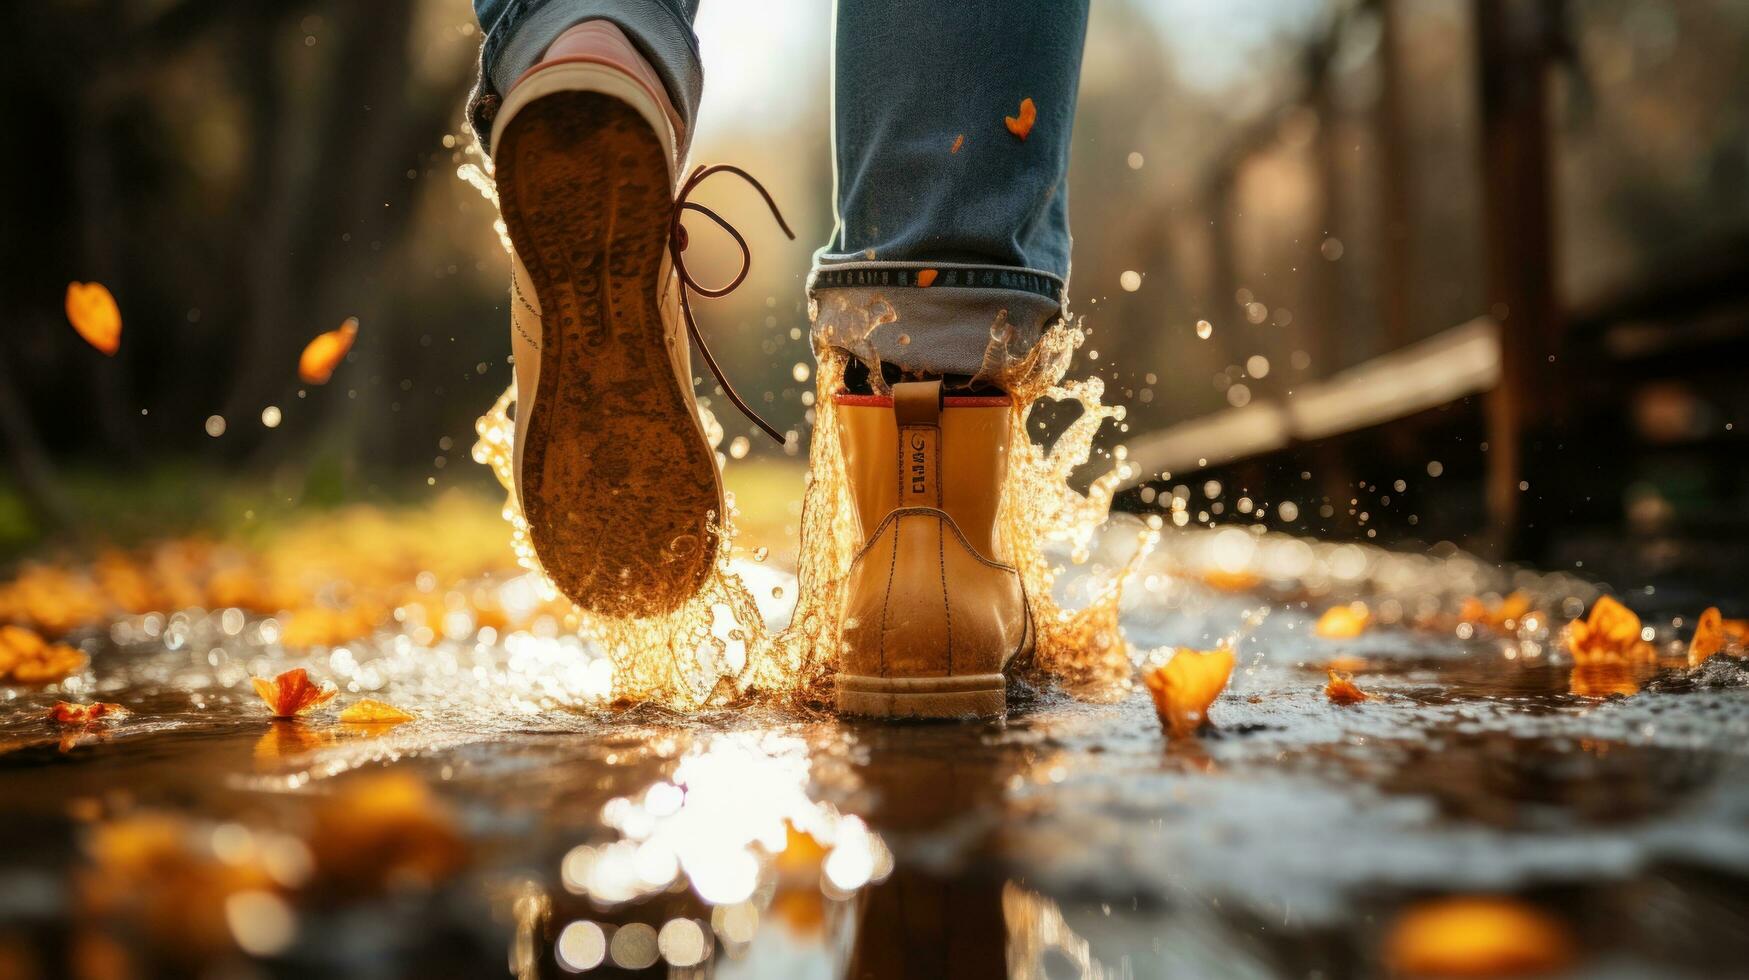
[2,0,1746,563]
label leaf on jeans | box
[48,701,129,726]
[65,282,122,355]
[950,133,965,154]
[1315,601,1371,638]
[1142,646,1234,738]
[337,698,416,725]
[916,269,938,288]
[298,317,359,384]
[1324,669,1369,705]
[251,667,337,718]
[1384,896,1575,978]
[1004,97,1036,140]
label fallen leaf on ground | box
[0,624,88,684]
[916,269,938,288]
[1383,896,1575,977]
[337,699,416,725]
[1725,618,1749,646]
[298,316,358,384]
[1004,97,1037,140]
[1315,601,1371,638]
[251,668,336,718]
[1142,646,1234,738]
[65,282,121,355]
[1324,669,1369,705]
[1459,591,1531,631]
[1566,595,1654,664]
[48,702,129,726]
[950,133,964,154]
[1690,606,1725,666]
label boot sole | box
[497,92,719,619]
[835,673,1008,720]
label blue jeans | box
[469,0,1088,377]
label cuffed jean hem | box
[468,0,701,153]
[807,260,1068,379]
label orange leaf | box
[1567,595,1653,665]
[1690,606,1725,666]
[337,698,416,725]
[48,701,129,726]
[1324,669,1369,705]
[950,133,965,154]
[1315,601,1371,639]
[1459,591,1531,631]
[0,625,88,684]
[1384,896,1575,977]
[916,269,938,288]
[1004,97,1037,140]
[65,282,121,355]
[298,317,359,385]
[1726,618,1749,646]
[1142,646,1234,738]
[251,667,336,718]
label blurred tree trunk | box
[1475,0,1562,559]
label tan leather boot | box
[834,381,1032,718]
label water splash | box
[474,299,1142,708]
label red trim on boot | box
[833,392,1011,408]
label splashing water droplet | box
[1196,320,1213,340]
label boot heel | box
[835,673,1006,719]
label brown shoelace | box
[669,164,795,444]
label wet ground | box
[2,520,1748,979]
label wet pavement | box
[2,519,1748,979]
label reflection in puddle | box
[1003,884,1119,980]
[530,734,891,974]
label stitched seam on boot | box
[937,513,953,674]
[849,508,1018,572]
[878,523,898,679]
